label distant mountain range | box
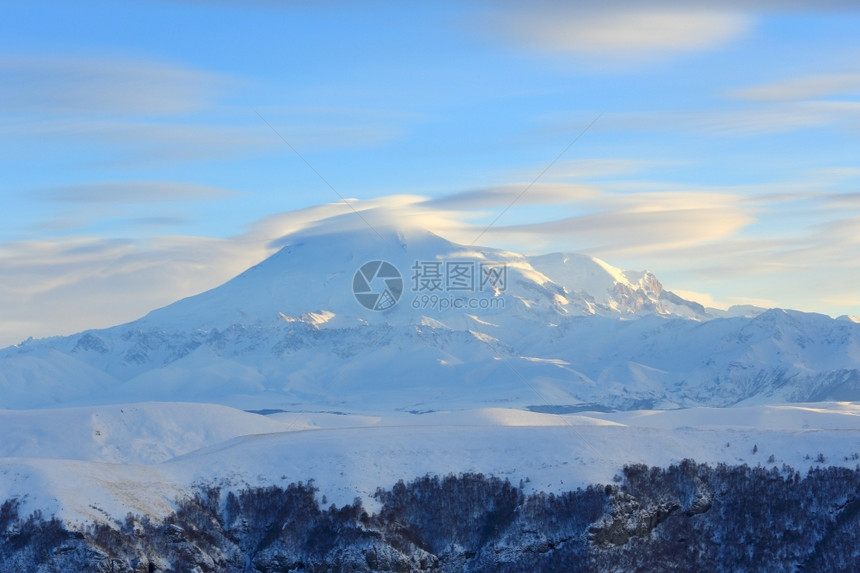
[2,225,859,411]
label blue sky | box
[1,0,860,345]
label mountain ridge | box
[2,225,857,411]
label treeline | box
[1,461,859,572]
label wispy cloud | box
[424,183,600,210]
[124,216,191,228]
[491,8,749,60]
[561,98,860,138]
[476,190,751,254]
[481,1,762,64]
[731,73,860,101]
[545,158,664,179]
[0,54,404,169]
[0,234,267,345]
[0,117,277,164]
[0,55,227,116]
[35,181,235,204]
[490,0,860,13]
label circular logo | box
[352,260,403,311]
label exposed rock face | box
[3,462,860,572]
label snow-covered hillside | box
[1,402,859,526]
[1,225,858,411]
[0,402,288,464]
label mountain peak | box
[2,222,859,412]
[124,223,711,332]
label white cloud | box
[424,186,751,254]
[548,158,663,179]
[0,235,267,346]
[423,182,600,210]
[0,56,228,116]
[488,7,750,61]
[584,99,860,138]
[669,289,728,309]
[731,73,860,101]
[0,55,404,170]
[484,204,751,255]
[36,181,236,204]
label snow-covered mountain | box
[1,224,858,412]
[3,223,860,571]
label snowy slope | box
[0,402,290,463]
[1,402,859,526]
[1,225,857,412]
